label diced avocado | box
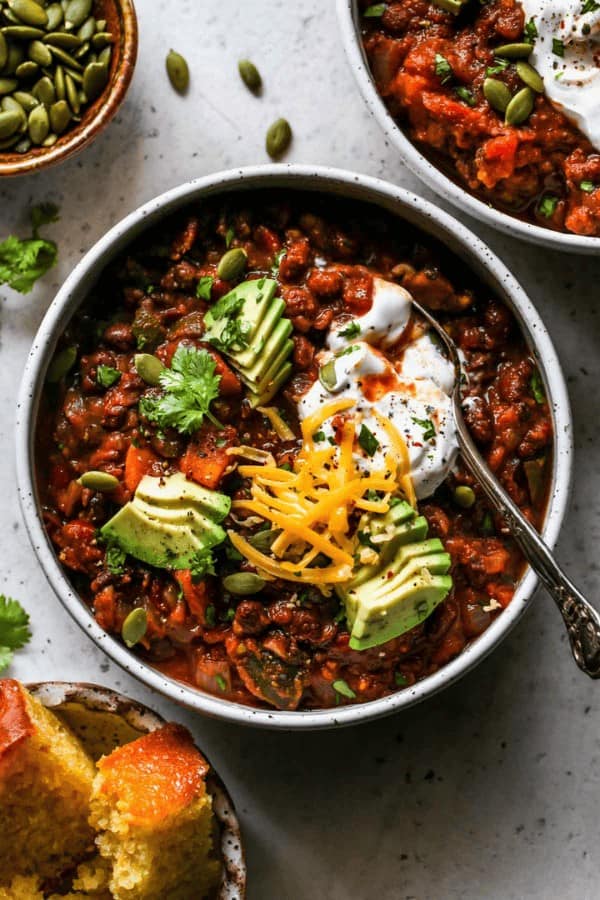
[101,503,214,570]
[237,318,293,385]
[135,472,230,521]
[232,297,286,369]
[247,361,293,407]
[100,472,230,571]
[203,278,277,348]
[347,574,453,651]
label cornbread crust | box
[0,680,96,884]
[90,724,220,900]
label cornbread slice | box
[0,680,96,884]
[90,723,220,900]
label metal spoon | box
[412,298,600,678]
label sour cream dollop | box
[296,279,459,500]
[521,0,600,150]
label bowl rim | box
[0,0,138,178]
[26,680,246,899]
[336,0,600,255]
[15,163,573,730]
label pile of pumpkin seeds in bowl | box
[0,0,114,152]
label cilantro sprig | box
[0,203,59,294]
[0,595,32,673]
[140,344,222,435]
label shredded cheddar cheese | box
[231,399,416,587]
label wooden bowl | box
[0,0,138,177]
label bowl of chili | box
[338,0,600,253]
[16,165,573,729]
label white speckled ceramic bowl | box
[27,681,246,899]
[16,165,573,730]
[337,0,600,255]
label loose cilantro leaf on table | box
[0,595,32,673]
[0,203,59,295]
[140,344,222,434]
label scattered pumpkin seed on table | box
[266,117,292,159]
[0,0,114,153]
[166,49,189,93]
[238,58,262,92]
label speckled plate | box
[27,681,246,900]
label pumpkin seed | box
[73,39,89,59]
[134,353,165,386]
[1,95,25,130]
[0,77,18,94]
[2,9,21,25]
[78,470,119,491]
[49,97,69,132]
[3,43,24,74]
[41,131,56,145]
[222,572,267,596]
[166,48,189,93]
[98,45,111,68]
[82,59,106,99]
[238,58,262,92]
[505,85,535,125]
[64,0,92,29]
[121,607,147,648]
[27,100,48,142]
[318,359,338,392]
[28,38,52,66]
[33,74,55,104]
[217,247,247,281]
[76,15,95,41]
[64,65,82,83]
[8,0,48,27]
[14,134,31,151]
[46,345,77,382]
[15,60,38,78]
[1,25,45,39]
[13,89,37,110]
[247,528,280,552]
[453,485,476,508]
[483,77,511,113]
[0,133,18,148]
[54,62,65,99]
[0,32,7,71]
[65,70,79,110]
[45,3,64,30]
[0,108,21,137]
[43,30,82,49]
[494,42,533,59]
[48,43,82,69]
[516,60,544,93]
[266,117,292,159]
[91,31,111,50]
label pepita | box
[15,60,39,78]
[82,59,106,100]
[222,572,267,596]
[45,3,64,30]
[91,31,112,50]
[247,528,280,552]
[453,485,476,508]
[41,131,56,145]
[3,43,25,74]
[217,247,247,281]
[43,31,82,50]
[505,85,535,125]
[0,133,18,148]
[483,77,512,113]
[14,135,31,151]
[97,45,111,68]
[318,359,338,392]
[64,0,92,29]
[76,16,95,41]
[27,100,48,142]
[121,607,147,648]
[238,58,262,92]
[78,470,119,491]
[48,43,82,70]
[134,353,165,386]
[49,97,69,132]
[0,32,7,71]
[28,39,52,67]
[0,108,21,137]
[0,77,18,94]
[1,25,45,39]
[32,74,55,104]
[54,63,65,99]
[65,70,79,111]
[166,48,189,93]
[13,89,37,110]
[494,42,533,59]
[8,0,48,28]
[266,117,292,159]
[95,19,106,32]
[73,39,89,59]
[516,60,544,93]
[46,345,77,382]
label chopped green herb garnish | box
[271,248,286,277]
[363,3,386,16]
[552,38,564,57]
[196,275,214,300]
[215,674,227,691]
[455,86,476,106]
[96,365,121,388]
[105,544,127,575]
[524,17,538,43]
[582,0,600,13]
[481,511,494,535]
[485,58,510,76]
[279,461,293,471]
[434,53,453,84]
[205,292,251,353]
[0,595,32,674]
[538,195,559,219]
[357,529,376,548]
[530,369,545,404]
[336,344,360,357]
[339,321,361,339]
[0,203,59,294]
[394,672,408,687]
[580,180,596,193]
[205,604,217,626]
[332,679,357,699]
[139,345,222,435]
[313,430,326,442]
[225,227,235,248]
[411,416,436,442]
[358,424,380,457]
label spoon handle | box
[455,410,600,678]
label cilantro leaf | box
[271,248,287,277]
[96,365,121,388]
[140,345,222,435]
[538,195,559,219]
[205,292,251,352]
[412,416,436,441]
[358,425,380,457]
[434,53,453,85]
[105,544,127,575]
[530,369,545,404]
[196,275,214,300]
[0,595,32,673]
[0,204,59,294]
[189,546,217,579]
[339,321,361,339]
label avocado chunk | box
[350,511,429,588]
[247,361,293,407]
[101,473,229,571]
